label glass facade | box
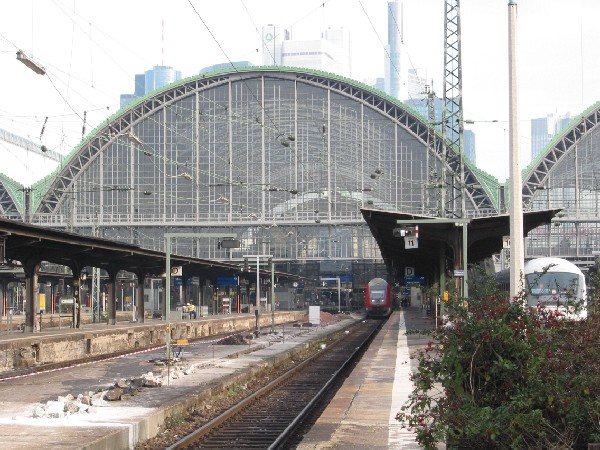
[28,68,495,279]
[5,68,600,279]
[524,106,600,266]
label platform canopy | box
[360,208,560,283]
[0,216,298,281]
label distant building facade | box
[385,0,402,99]
[406,68,427,100]
[261,25,351,77]
[200,61,253,74]
[404,96,476,165]
[531,112,572,160]
[120,65,182,109]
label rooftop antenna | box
[161,19,165,65]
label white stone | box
[45,400,66,418]
[32,404,46,418]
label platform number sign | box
[503,235,510,249]
[404,235,418,249]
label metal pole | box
[462,224,468,299]
[256,256,260,312]
[508,0,524,297]
[337,277,341,313]
[270,259,275,333]
[165,235,171,361]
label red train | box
[364,277,393,318]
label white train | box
[497,257,587,320]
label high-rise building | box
[404,96,476,165]
[120,66,182,109]
[463,129,476,165]
[262,24,289,66]
[200,61,253,74]
[385,0,402,99]
[261,25,351,77]
[144,65,182,93]
[531,112,572,160]
[406,68,427,100]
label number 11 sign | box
[404,236,418,249]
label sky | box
[1,0,600,185]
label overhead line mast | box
[442,0,468,298]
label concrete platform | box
[297,308,437,450]
[0,307,437,449]
[0,311,305,372]
[0,312,359,449]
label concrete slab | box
[297,308,435,450]
[0,316,357,449]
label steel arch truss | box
[294,71,496,214]
[523,105,600,208]
[32,68,498,232]
[0,175,23,219]
[36,74,238,213]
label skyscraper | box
[531,112,572,160]
[120,66,182,109]
[262,24,290,67]
[385,0,402,99]
[144,65,182,93]
[261,25,351,77]
[406,68,427,100]
[404,96,476,165]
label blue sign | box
[216,276,239,287]
[320,274,353,284]
[173,277,195,286]
[404,275,425,286]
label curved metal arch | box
[292,71,496,213]
[522,103,600,208]
[34,67,497,215]
[0,175,24,219]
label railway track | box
[168,319,383,449]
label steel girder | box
[33,68,497,217]
[293,71,496,214]
[522,104,600,208]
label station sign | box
[404,236,418,249]
[319,274,353,284]
[216,276,239,287]
[404,275,425,286]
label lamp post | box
[270,258,275,333]
[243,254,272,334]
[242,254,272,311]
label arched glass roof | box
[17,67,499,263]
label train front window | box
[525,272,578,305]
[371,289,386,304]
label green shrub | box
[396,267,600,449]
